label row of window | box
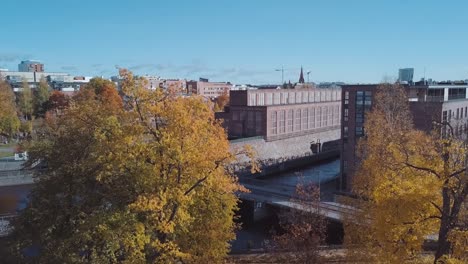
[443,107,468,122]
[270,105,340,135]
[205,87,227,90]
[342,90,373,138]
[442,121,468,138]
[248,90,341,106]
[232,111,262,122]
[203,91,224,95]
[343,126,363,138]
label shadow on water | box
[231,198,344,253]
[231,158,343,253]
[0,184,33,215]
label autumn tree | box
[214,89,229,112]
[0,80,20,139]
[33,77,50,117]
[18,79,33,120]
[9,69,246,263]
[269,182,326,263]
[344,83,467,263]
[43,90,69,115]
[76,77,123,110]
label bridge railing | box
[0,167,46,178]
[0,169,34,178]
[240,183,365,222]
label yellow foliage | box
[10,69,244,263]
[344,83,467,263]
[0,80,20,137]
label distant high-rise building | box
[398,68,414,83]
[18,60,44,72]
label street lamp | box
[275,66,284,85]
[306,71,311,84]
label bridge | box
[0,170,34,187]
[0,158,38,187]
[0,159,35,237]
[238,177,359,223]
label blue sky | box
[1,0,468,84]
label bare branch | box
[430,201,444,215]
[403,162,441,179]
[183,157,229,196]
[134,98,160,141]
[184,175,209,196]
[447,168,466,179]
[166,203,179,224]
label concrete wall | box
[228,106,267,138]
[410,102,442,132]
[231,128,340,162]
[0,171,33,187]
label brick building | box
[339,82,468,192]
[220,88,341,141]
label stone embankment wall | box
[231,128,341,177]
[231,128,340,162]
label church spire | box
[299,66,305,84]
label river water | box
[0,184,32,215]
[232,158,341,252]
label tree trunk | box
[434,187,451,263]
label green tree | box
[344,83,467,263]
[33,77,50,117]
[10,69,245,263]
[0,80,20,138]
[18,79,33,120]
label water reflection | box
[264,159,340,186]
[0,184,32,215]
[232,158,341,252]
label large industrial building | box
[224,88,341,141]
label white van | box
[14,152,28,161]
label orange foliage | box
[76,77,123,111]
[45,91,69,113]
